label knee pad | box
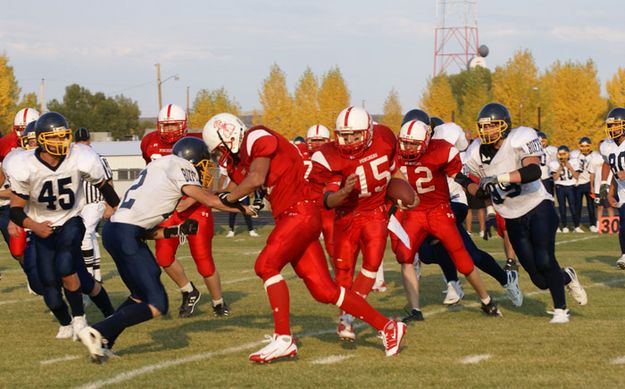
[194,255,216,278]
[254,258,280,281]
[309,283,340,304]
[155,239,178,268]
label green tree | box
[455,68,492,131]
[420,75,458,122]
[0,54,21,133]
[189,87,241,129]
[258,64,294,137]
[607,67,625,109]
[292,67,320,134]
[16,92,39,112]
[318,66,350,129]
[381,88,403,133]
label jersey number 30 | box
[38,177,75,210]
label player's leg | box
[617,204,625,269]
[332,214,361,289]
[227,211,236,237]
[321,208,335,259]
[566,186,581,230]
[352,210,388,298]
[22,233,44,295]
[80,203,98,280]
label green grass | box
[1,227,625,388]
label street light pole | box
[155,63,162,111]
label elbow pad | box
[454,173,473,189]
[99,181,120,207]
[9,207,27,227]
[518,164,541,183]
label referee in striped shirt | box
[75,127,113,282]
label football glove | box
[163,219,199,238]
[484,212,496,241]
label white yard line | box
[40,355,81,365]
[555,235,600,245]
[311,355,355,365]
[609,356,625,365]
[0,298,39,306]
[459,354,492,364]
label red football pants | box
[395,203,475,275]
[155,202,216,277]
[320,208,335,258]
[9,227,27,258]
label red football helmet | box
[335,106,373,159]
[398,119,431,164]
[157,104,187,143]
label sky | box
[1,0,623,119]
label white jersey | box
[5,144,108,227]
[588,150,612,194]
[549,159,578,186]
[600,138,625,207]
[112,155,201,229]
[432,123,468,205]
[0,148,26,207]
[540,145,558,180]
[570,149,592,185]
[465,127,552,219]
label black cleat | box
[503,258,518,272]
[401,308,424,324]
[179,283,201,318]
[213,302,230,317]
[481,300,502,317]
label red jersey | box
[295,142,314,180]
[140,131,202,165]
[227,126,311,217]
[400,139,461,210]
[309,124,397,214]
[0,132,20,162]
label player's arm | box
[324,173,357,209]
[224,157,270,203]
[0,170,10,200]
[9,193,53,238]
[600,162,612,200]
[96,179,121,209]
[182,185,256,216]
[568,160,580,179]
[142,219,199,240]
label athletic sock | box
[90,287,115,317]
[93,302,153,345]
[180,282,193,293]
[352,270,377,299]
[266,280,290,335]
[64,287,85,317]
[212,298,224,307]
[338,289,388,331]
[51,305,72,326]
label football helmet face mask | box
[13,108,40,137]
[20,121,37,149]
[35,112,72,156]
[306,124,331,152]
[335,106,373,159]
[606,107,625,140]
[157,104,187,144]
[398,119,431,164]
[476,103,512,145]
[203,113,247,167]
[578,137,592,155]
[557,145,570,164]
[172,137,215,188]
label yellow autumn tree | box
[420,74,457,122]
[16,92,39,112]
[492,49,541,128]
[318,66,350,129]
[189,87,240,129]
[381,88,403,133]
[292,67,320,134]
[607,67,625,109]
[540,60,606,147]
[0,54,21,133]
[456,68,492,131]
[259,64,294,137]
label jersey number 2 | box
[38,177,75,210]
[120,170,148,209]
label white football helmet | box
[305,124,330,151]
[335,106,373,158]
[203,113,247,165]
[13,108,40,136]
[398,119,431,163]
[157,104,187,143]
[434,122,469,151]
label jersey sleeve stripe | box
[311,151,332,171]
[246,129,273,156]
[448,146,459,163]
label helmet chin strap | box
[217,131,240,165]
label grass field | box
[1,225,625,388]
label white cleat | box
[78,327,107,363]
[548,308,570,324]
[381,320,407,357]
[560,227,570,233]
[248,334,297,363]
[616,255,625,270]
[589,225,598,233]
[72,315,88,341]
[573,227,584,233]
[443,281,464,305]
[372,282,388,293]
[337,315,356,342]
[564,267,587,305]
[503,270,523,307]
[225,230,235,238]
[249,230,260,237]
[27,282,38,296]
[56,324,73,339]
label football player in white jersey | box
[571,137,597,232]
[599,107,625,269]
[537,132,558,196]
[77,137,253,363]
[589,140,614,228]
[549,146,580,233]
[456,103,587,323]
[6,112,118,339]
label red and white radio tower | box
[433,0,485,76]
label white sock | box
[180,282,193,293]
[212,298,224,307]
[481,296,492,305]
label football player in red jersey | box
[141,103,229,318]
[309,106,414,342]
[394,119,502,316]
[203,112,407,363]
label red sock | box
[266,280,291,335]
[351,272,376,299]
[339,289,388,331]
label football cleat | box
[503,258,518,272]
[504,270,523,307]
[560,227,570,233]
[589,225,598,233]
[401,308,424,324]
[548,308,570,324]
[564,267,587,305]
[226,230,235,238]
[443,281,464,305]
[249,230,259,237]
[56,324,73,339]
[616,255,625,270]
[213,302,230,317]
[372,281,388,293]
[179,283,201,318]
[249,334,297,363]
[573,226,585,233]
[72,315,88,341]
[78,327,108,364]
[337,315,356,342]
[381,320,407,357]
[480,299,502,317]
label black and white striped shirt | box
[84,154,113,204]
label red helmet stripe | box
[22,108,29,124]
[166,104,172,119]
[407,120,417,136]
[343,106,354,127]
[315,125,320,135]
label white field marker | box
[459,354,492,364]
[311,355,354,365]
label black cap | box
[74,127,90,142]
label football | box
[386,177,417,206]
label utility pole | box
[155,63,162,111]
[186,86,190,117]
[39,78,45,113]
